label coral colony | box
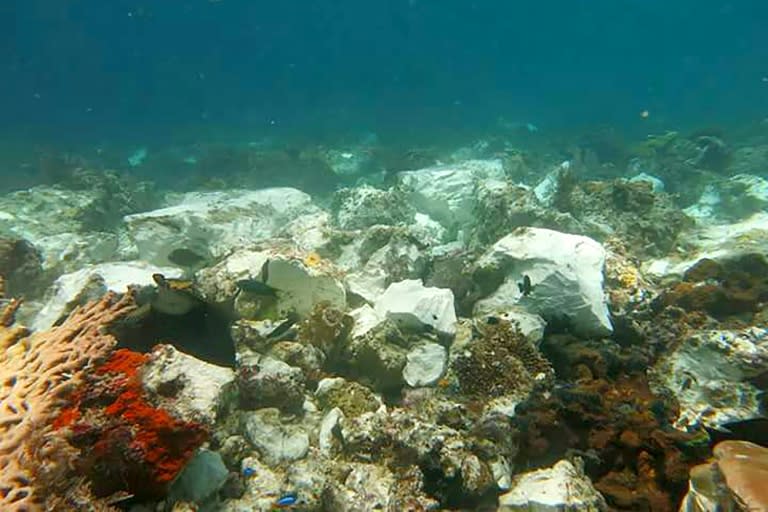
[1,134,768,511]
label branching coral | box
[453,319,553,399]
[0,292,134,510]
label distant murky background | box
[2,1,766,150]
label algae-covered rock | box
[331,185,413,230]
[315,377,382,417]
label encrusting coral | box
[0,292,134,510]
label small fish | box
[236,279,277,296]
[275,493,297,507]
[517,274,534,297]
[167,248,206,267]
[242,466,256,477]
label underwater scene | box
[1,1,768,511]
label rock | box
[196,248,271,303]
[628,172,665,192]
[348,305,385,339]
[331,186,413,230]
[680,441,768,512]
[397,159,506,228]
[403,341,447,387]
[315,377,382,417]
[324,148,375,177]
[0,186,122,273]
[474,227,612,337]
[282,458,331,510]
[267,341,325,378]
[646,212,768,280]
[142,344,236,426]
[322,463,396,512]
[197,248,346,319]
[685,174,768,223]
[32,260,181,330]
[243,409,310,465]
[341,226,430,304]
[124,188,316,266]
[237,355,306,413]
[278,210,333,253]
[649,326,768,430]
[340,318,408,392]
[533,161,572,206]
[231,318,295,354]
[168,449,229,505]
[0,237,43,296]
[498,459,607,511]
[319,407,345,455]
[374,279,457,339]
[475,307,547,345]
[221,456,282,511]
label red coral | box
[54,348,208,499]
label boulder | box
[474,227,612,337]
[168,449,229,505]
[0,187,113,270]
[142,344,236,426]
[685,174,768,222]
[124,188,316,266]
[498,459,607,511]
[32,260,181,331]
[403,341,447,387]
[374,279,457,339]
[397,159,506,228]
[244,408,310,465]
[236,354,306,413]
[650,326,768,430]
[197,248,346,318]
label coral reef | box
[453,319,553,399]
[515,335,710,511]
[655,253,768,321]
[55,348,208,499]
[564,179,692,256]
[0,292,134,510]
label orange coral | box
[0,292,135,511]
[57,348,208,499]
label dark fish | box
[242,466,256,477]
[167,248,206,267]
[517,274,534,296]
[706,417,768,447]
[236,279,277,296]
